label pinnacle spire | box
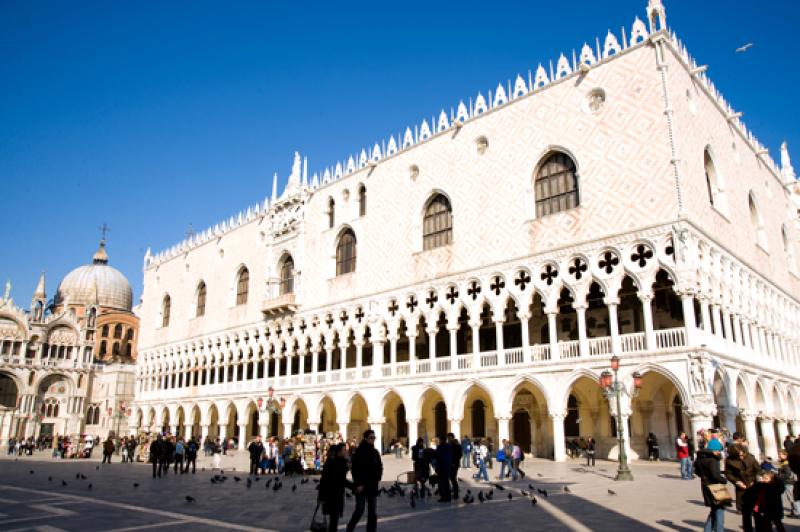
[781,141,796,183]
[271,172,278,202]
[33,271,46,299]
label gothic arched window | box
[534,152,579,217]
[161,295,171,328]
[196,281,207,317]
[748,192,767,250]
[279,256,294,295]
[327,198,335,229]
[236,267,249,305]
[358,185,367,217]
[336,229,357,275]
[113,324,123,339]
[422,194,453,250]
[101,325,109,337]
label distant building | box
[0,240,138,443]
[131,0,799,460]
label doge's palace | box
[133,0,800,462]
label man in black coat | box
[161,437,175,477]
[694,443,730,531]
[149,435,164,478]
[248,436,265,475]
[447,433,462,498]
[347,430,383,532]
[435,436,452,502]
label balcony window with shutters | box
[422,194,453,250]
[534,152,579,217]
[279,256,295,295]
[336,229,357,275]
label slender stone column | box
[338,422,349,440]
[606,299,621,355]
[640,294,656,350]
[494,318,505,366]
[369,419,384,454]
[388,333,398,376]
[339,344,347,381]
[711,304,723,341]
[238,423,248,449]
[680,294,697,346]
[325,348,333,382]
[575,305,588,357]
[407,418,420,448]
[449,419,462,440]
[699,299,712,334]
[546,311,559,360]
[759,417,778,459]
[355,341,364,374]
[550,413,566,462]
[519,312,531,361]
[497,416,511,443]
[741,414,759,454]
[408,333,417,376]
[470,320,481,369]
[283,422,293,439]
[373,341,384,375]
[774,419,789,449]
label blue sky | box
[1,0,798,306]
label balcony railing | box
[261,293,299,316]
[137,327,699,400]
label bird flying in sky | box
[736,43,753,53]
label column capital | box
[547,411,566,420]
[603,297,620,306]
[447,417,464,424]
[638,292,654,303]
[367,417,386,425]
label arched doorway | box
[382,391,407,445]
[434,402,447,440]
[632,369,687,459]
[418,387,447,443]
[509,379,549,457]
[348,394,370,442]
[0,373,18,408]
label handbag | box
[706,483,732,505]
[309,502,327,532]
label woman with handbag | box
[316,444,352,532]
[694,438,731,532]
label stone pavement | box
[0,452,798,531]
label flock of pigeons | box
[27,465,624,513]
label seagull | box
[736,43,753,53]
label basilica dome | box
[54,242,133,311]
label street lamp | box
[599,355,642,481]
[258,386,286,438]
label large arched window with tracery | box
[236,267,249,305]
[161,295,171,328]
[534,152,579,217]
[422,194,453,250]
[279,256,294,295]
[336,229,357,275]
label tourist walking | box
[647,432,660,461]
[248,436,265,475]
[150,435,164,478]
[586,436,596,467]
[512,442,524,479]
[212,438,222,470]
[434,435,452,502]
[694,438,730,532]
[173,437,185,473]
[319,443,352,532]
[676,432,692,480]
[473,439,489,481]
[777,450,799,517]
[411,438,430,493]
[184,437,198,474]
[448,433,462,498]
[461,435,472,469]
[726,442,760,532]
[102,436,115,464]
[346,430,383,532]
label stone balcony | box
[261,293,299,316]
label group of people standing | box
[147,434,199,477]
[694,430,800,532]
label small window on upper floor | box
[101,325,109,337]
[236,267,249,305]
[358,185,366,217]
[704,148,728,214]
[534,152,579,217]
[196,281,207,317]
[161,295,171,327]
[336,229,357,275]
[327,198,335,228]
[279,255,295,295]
[114,324,123,339]
[423,194,453,250]
[748,192,768,251]
[783,224,797,274]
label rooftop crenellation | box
[144,1,790,270]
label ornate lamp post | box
[599,355,642,481]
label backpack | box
[496,449,505,462]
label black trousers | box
[437,470,451,501]
[102,453,112,464]
[449,466,459,497]
[347,494,377,532]
[586,451,595,466]
[183,456,196,473]
[250,459,259,475]
[174,454,184,473]
[152,460,160,477]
